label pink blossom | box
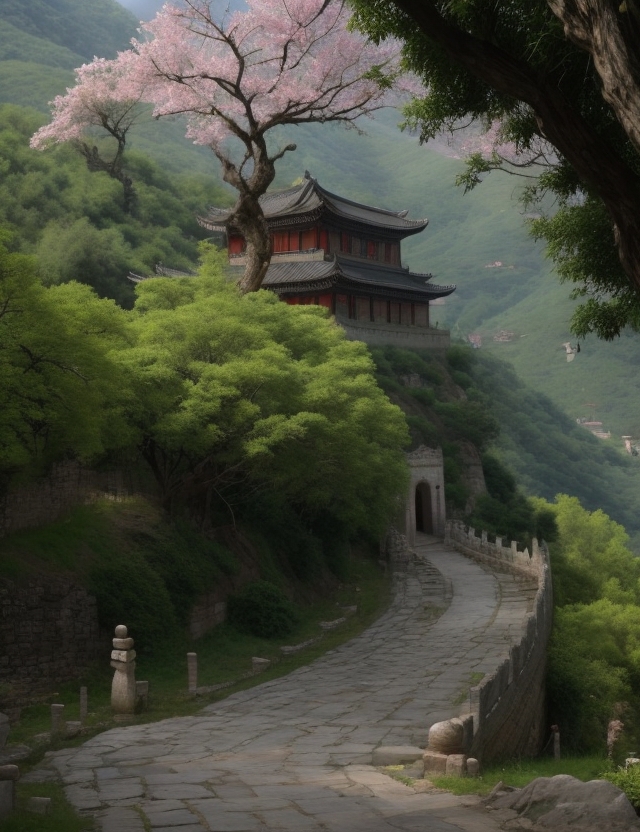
[33,0,406,153]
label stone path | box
[32,534,537,832]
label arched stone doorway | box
[415,482,433,533]
[402,446,446,545]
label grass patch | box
[3,782,96,831]
[430,755,609,796]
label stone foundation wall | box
[0,576,105,708]
[0,462,142,538]
[338,317,451,349]
[445,521,553,762]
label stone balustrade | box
[445,520,553,761]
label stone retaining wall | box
[339,318,451,349]
[445,520,553,762]
[0,462,141,538]
[0,576,105,708]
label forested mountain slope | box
[0,0,137,63]
[6,0,640,542]
[373,345,640,548]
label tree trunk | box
[213,136,296,293]
[547,0,640,157]
[233,196,272,294]
[389,0,640,295]
[78,142,136,215]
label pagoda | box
[199,172,455,348]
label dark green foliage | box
[90,550,179,653]
[239,495,346,583]
[433,400,500,451]
[446,344,476,374]
[534,507,558,543]
[468,492,535,543]
[227,581,298,639]
[406,415,440,447]
[135,526,235,626]
[482,453,516,503]
[370,345,444,385]
[546,635,629,755]
[408,387,436,406]
[441,442,469,510]
[0,104,230,306]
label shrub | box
[603,764,640,808]
[227,580,298,639]
[90,551,178,653]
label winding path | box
[32,534,537,832]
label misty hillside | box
[5,0,640,540]
[0,0,137,63]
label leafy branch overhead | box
[31,0,409,293]
[349,0,640,339]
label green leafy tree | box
[0,236,129,480]
[117,247,409,531]
[349,0,640,339]
[530,494,640,752]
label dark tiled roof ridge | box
[309,175,426,226]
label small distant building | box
[199,172,455,348]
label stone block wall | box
[0,576,105,707]
[339,318,451,349]
[0,462,142,538]
[445,521,553,762]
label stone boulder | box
[486,774,640,831]
[428,718,464,754]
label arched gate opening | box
[415,482,434,534]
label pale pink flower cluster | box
[457,121,520,163]
[30,53,144,149]
[32,0,405,153]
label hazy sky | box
[116,0,246,21]
[116,0,165,21]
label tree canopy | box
[32,0,407,292]
[118,247,409,530]
[349,0,640,339]
[0,237,129,478]
[536,494,640,753]
[0,238,409,536]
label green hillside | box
[6,0,640,537]
[0,0,138,62]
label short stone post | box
[111,625,136,714]
[27,796,52,815]
[252,657,271,674]
[0,714,9,750]
[552,724,561,760]
[136,681,149,711]
[467,758,480,777]
[0,765,19,820]
[187,652,198,694]
[80,686,88,724]
[50,704,64,737]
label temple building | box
[198,172,455,348]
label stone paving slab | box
[36,534,536,832]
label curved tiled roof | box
[200,172,428,237]
[261,255,455,302]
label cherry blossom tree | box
[31,54,144,213]
[32,0,406,292]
